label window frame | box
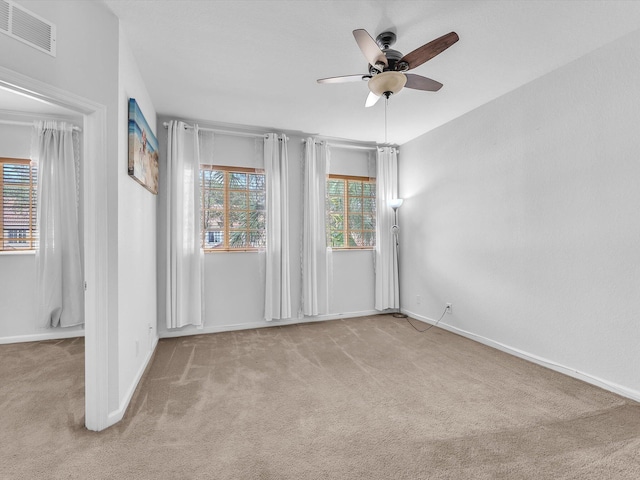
[200,164,266,253]
[327,174,376,250]
[0,157,37,252]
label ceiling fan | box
[318,29,459,107]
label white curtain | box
[375,146,399,311]
[165,121,204,328]
[32,121,83,328]
[264,133,291,321]
[301,138,331,316]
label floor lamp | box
[388,198,407,318]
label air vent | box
[0,0,56,57]
[0,1,9,32]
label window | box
[327,175,376,249]
[1,158,37,251]
[200,165,266,251]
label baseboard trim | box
[159,310,381,339]
[107,336,159,426]
[0,328,85,345]
[403,308,640,403]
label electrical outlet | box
[416,294,422,305]
[446,303,452,314]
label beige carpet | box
[1,315,639,479]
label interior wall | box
[399,28,640,400]
[0,1,135,426]
[157,117,377,337]
[0,124,30,157]
[0,125,36,340]
[116,26,158,410]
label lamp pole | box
[389,199,406,318]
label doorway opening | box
[0,66,110,431]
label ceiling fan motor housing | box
[369,31,409,74]
[368,31,410,97]
[368,49,406,74]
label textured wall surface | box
[116,26,159,410]
[400,28,640,398]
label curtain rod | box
[0,118,82,131]
[331,142,378,151]
[162,121,271,140]
[303,139,380,152]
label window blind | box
[327,175,376,249]
[200,165,266,251]
[0,158,37,251]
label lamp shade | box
[368,71,407,96]
[388,198,404,210]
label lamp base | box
[392,312,407,318]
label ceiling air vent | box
[0,0,56,57]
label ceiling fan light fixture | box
[368,71,407,97]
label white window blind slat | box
[1,158,37,250]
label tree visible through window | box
[327,175,376,248]
[200,165,266,251]
[0,158,37,251]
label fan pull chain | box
[384,94,388,144]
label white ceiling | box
[103,0,640,145]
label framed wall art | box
[128,98,159,194]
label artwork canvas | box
[128,98,159,194]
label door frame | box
[0,66,110,431]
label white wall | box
[400,28,640,400]
[116,27,158,412]
[0,1,160,427]
[0,252,36,337]
[1,0,121,419]
[0,127,35,338]
[157,118,377,337]
[0,124,30,158]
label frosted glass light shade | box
[388,198,404,210]
[368,71,407,96]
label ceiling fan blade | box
[400,32,459,70]
[353,29,388,71]
[317,74,371,84]
[365,91,381,108]
[404,73,443,92]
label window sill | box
[0,249,36,256]
[204,249,263,254]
